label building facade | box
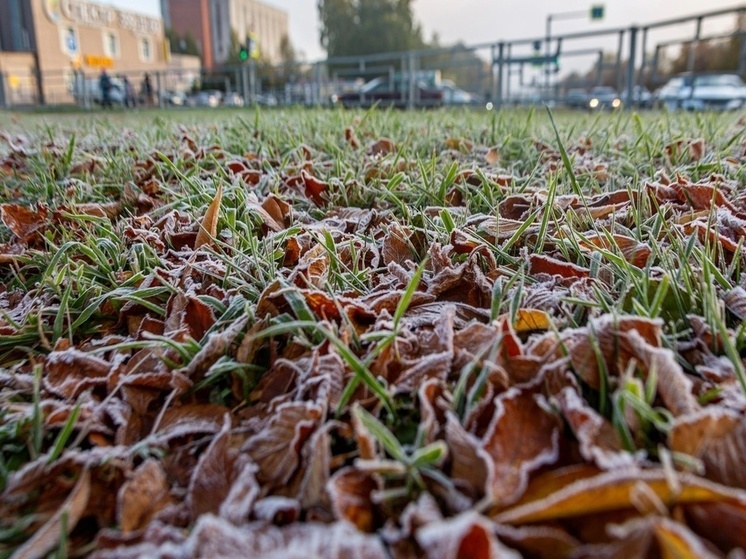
[0,0,173,104]
[163,0,288,68]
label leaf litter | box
[1,109,746,557]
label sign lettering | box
[49,0,161,35]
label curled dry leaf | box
[485,146,499,166]
[327,467,379,532]
[118,460,172,533]
[529,253,590,279]
[301,169,329,206]
[0,203,48,243]
[479,385,561,506]
[368,137,396,156]
[494,467,746,524]
[669,408,746,489]
[194,183,223,250]
[345,126,361,149]
[556,387,637,470]
[12,469,91,559]
[415,512,521,559]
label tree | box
[318,0,424,59]
[165,28,200,56]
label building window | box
[139,38,153,62]
[60,26,79,57]
[103,31,119,59]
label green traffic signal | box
[239,47,249,61]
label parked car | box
[621,85,653,108]
[439,79,482,106]
[681,73,746,111]
[73,77,125,106]
[160,90,187,106]
[564,88,589,109]
[588,86,621,110]
[187,90,222,108]
[334,76,444,108]
[654,75,692,110]
[655,73,746,111]
[223,92,245,107]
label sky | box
[103,0,742,68]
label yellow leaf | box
[499,309,552,333]
[654,519,716,559]
[194,184,223,250]
[494,469,746,524]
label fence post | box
[490,44,497,104]
[496,42,504,109]
[407,51,415,110]
[0,71,7,109]
[687,17,703,75]
[505,43,511,105]
[625,26,638,110]
[614,30,624,92]
[637,27,648,87]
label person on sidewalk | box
[99,69,113,108]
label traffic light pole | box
[545,7,602,101]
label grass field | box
[2,107,746,557]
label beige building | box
[0,0,184,104]
[164,0,289,68]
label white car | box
[656,73,746,111]
[681,74,746,111]
[73,77,125,106]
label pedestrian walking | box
[123,76,136,108]
[142,73,154,107]
[99,69,113,108]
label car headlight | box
[589,98,599,108]
[612,98,621,108]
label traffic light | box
[239,45,249,62]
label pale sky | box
[102,0,742,66]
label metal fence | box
[1,4,744,110]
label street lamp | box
[545,6,604,98]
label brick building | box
[0,0,172,104]
[163,0,288,68]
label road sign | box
[590,5,604,20]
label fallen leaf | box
[118,460,172,533]
[12,469,91,559]
[368,137,396,156]
[495,468,746,524]
[194,183,223,249]
[485,147,499,165]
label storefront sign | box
[44,0,161,35]
[83,54,113,68]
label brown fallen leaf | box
[345,126,361,149]
[485,146,499,165]
[368,137,396,156]
[301,169,329,206]
[12,468,91,559]
[118,459,172,533]
[0,203,48,243]
[415,512,520,559]
[194,183,223,250]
